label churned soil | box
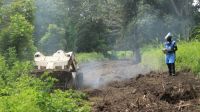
[84,71,200,112]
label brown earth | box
[80,60,200,112]
[81,61,200,112]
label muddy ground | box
[81,61,200,112]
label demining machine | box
[32,50,83,89]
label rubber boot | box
[171,63,176,76]
[167,63,172,76]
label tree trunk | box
[133,47,141,64]
[170,0,182,16]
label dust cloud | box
[80,60,150,88]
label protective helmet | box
[165,32,172,40]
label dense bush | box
[0,55,91,112]
[76,18,109,53]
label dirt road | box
[81,61,200,112]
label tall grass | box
[141,41,200,74]
[141,45,165,71]
[176,41,200,74]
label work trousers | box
[167,63,175,75]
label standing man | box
[162,32,178,76]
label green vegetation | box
[39,24,66,54]
[107,51,133,60]
[141,45,165,71]
[190,25,200,41]
[76,52,106,63]
[76,51,134,63]
[176,41,200,74]
[0,0,36,60]
[0,0,200,111]
[76,18,109,53]
[0,55,91,112]
[141,41,200,74]
[1,0,200,59]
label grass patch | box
[76,51,134,63]
[76,52,106,63]
[107,51,133,59]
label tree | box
[76,18,108,53]
[0,0,36,60]
[11,0,35,23]
[117,0,195,63]
[0,0,35,28]
[189,0,200,41]
[39,24,66,54]
[0,14,35,59]
[34,0,122,53]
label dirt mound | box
[84,71,200,112]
